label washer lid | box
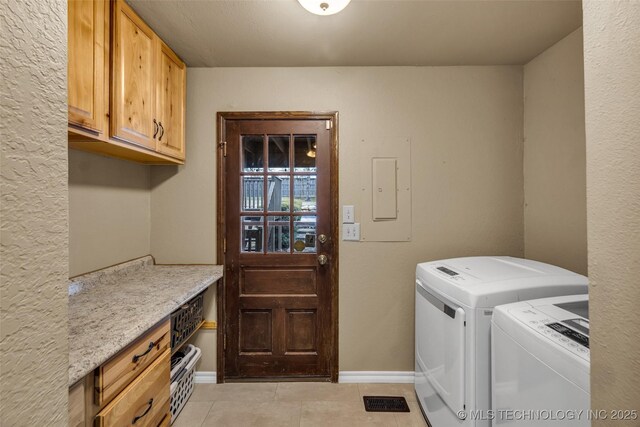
[416,257,588,308]
[492,295,590,392]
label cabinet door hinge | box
[223,333,227,350]
[219,141,227,157]
[326,120,332,130]
[223,238,227,253]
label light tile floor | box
[173,383,428,427]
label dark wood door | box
[219,114,338,381]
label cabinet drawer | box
[96,319,170,406]
[95,349,170,427]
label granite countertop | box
[68,256,223,386]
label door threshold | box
[224,376,332,383]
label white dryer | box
[492,294,589,426]
[414,257,588,427]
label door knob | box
[318,254,328,265]
[318,234,327,244]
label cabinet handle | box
[153,119,159,139]
[131,398,153,424]
[131,341,155,363]
[158,122,165,141]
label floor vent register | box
[363,396,411,413]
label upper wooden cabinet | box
[68,0,107,135]
[155,40,186,160]
[68,0,186,165]
[111,0,157,150]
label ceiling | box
[128,0,582,67]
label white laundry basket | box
[170,344,202,424]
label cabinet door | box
[111,0,156,150]
[68,0,105,134]
[155,40,186,160]
[68,380,85,427]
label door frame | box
[216,111,339,383]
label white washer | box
[491,294,589,426]
[414,257,588,427]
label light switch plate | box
[343,223,360,241]
[343,205,355,224]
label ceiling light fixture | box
[306,142,317,158]
[297,0,351,16]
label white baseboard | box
[194,371,217,383]
[338,371,415,384]
[194,371,414,384]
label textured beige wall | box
[0,0,69,424]
[583,2,640,419]
[523,28,587,275]
[151,67,525,372]
[69,150,151,277]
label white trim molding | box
[338,371,415,384]
[194,371,415,384]
[194,371,217,384]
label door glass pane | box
[267,175,290,212]
[293,175,316,212]
[241,216,263,253]
[268,135,289,172]
[294,135,316,172]
[242,176,264,211]
[267,216,290,253]
[293,215,316,253]
[242,135,264,172]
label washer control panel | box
[437,266,458,276]
[510,308,590,361]
[434,265,466,282]
[546,322,589,348]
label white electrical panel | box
[359,137,412,242]
[372,158,398,220]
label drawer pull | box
[132,398,153,424]
[158,122,164,141]
[132,341,155,363]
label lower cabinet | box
[68,319,171,426]
[68,380,85,427]
[95,350,170,427]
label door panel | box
[239,310,273,353]
[416,279,466,416]
[111,0,156,149]
[68,0,105,133]
[155,40,186,159]
[286,310,318,353]
[241,268,317,295]
[222,116,337,380]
